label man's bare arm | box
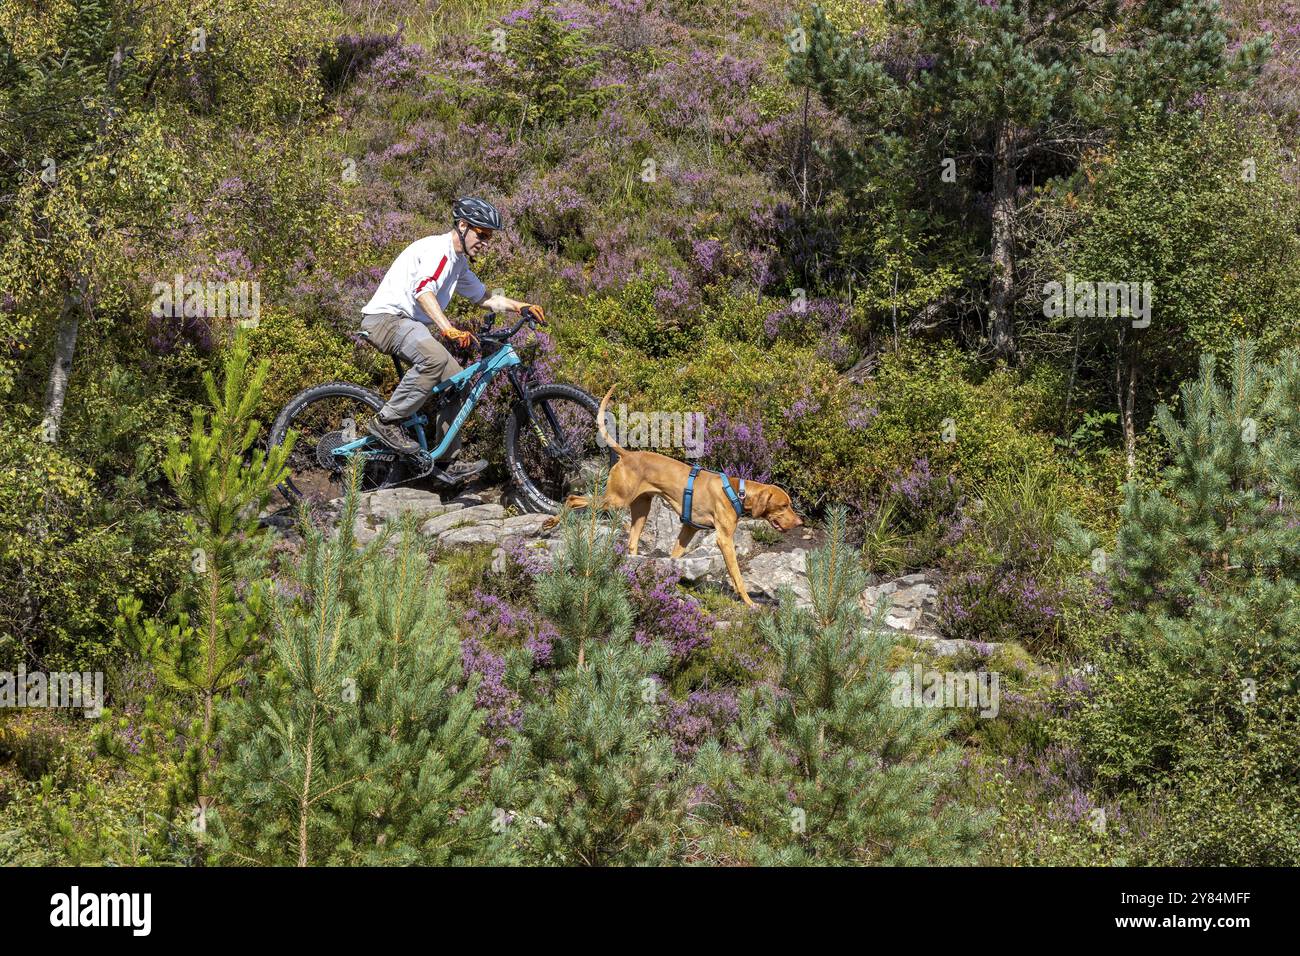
[477,292,531,314]
[416,290,466,340]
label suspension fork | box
[508,369,568,458]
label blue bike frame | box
[331,341,523,461]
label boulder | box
[638,496,759,557]
[351,512,380,546]
[745,549,812,607]
[439,524,503,547]
[446,491,486,508]
[362,488,454,522]
[500,512,555,538]
[623,552,718,582]
[419,503,506,537]
[490,539,552,573]
[918,637,1002,658]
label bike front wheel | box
[504,383,616,514]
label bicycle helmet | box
[452,196,502,262]
[453,196,503,230]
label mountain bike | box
[266,311,613,513]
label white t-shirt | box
[361,232,487,323]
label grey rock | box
[670,555,718,581]
[642,497,684,555]
[490,539,554,573]
[362,488,451,522]
[626,496,765,558]
[623,552,716,582]
[439,524,503,547]
[909,635,1001,657]
[500,512,555,538]
[746,549,812,607]
[352,512,380,546]
[884,606,924,632]
[892,583,935,610]
[419,503,506,537]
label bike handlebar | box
[476,310,537,345]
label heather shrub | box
[763,296,855,368]
[700,403,787,482]
[318,31,405,95]
[935,568,1067,649]
[880,455,965,569]
[933,460,1087,651]
[623,560,715,666]
[510,174,592,253]
[658,688,739,760]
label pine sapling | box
[694,506,984,864]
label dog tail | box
[597,384,627,457]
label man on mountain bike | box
[359,196,545,478]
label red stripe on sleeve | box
[414,255,449,296]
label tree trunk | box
[41,278,86,443]
[1123,356,1139,481]
[299,705,317,867]
[988,123,1018,362]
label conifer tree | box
[214,459,507,865]
[101,330,292,855]
[502,474,688,865]
[1068,343,1300,862]
[693,506,984,864]
[534,474,634,669]
[790,1,1269,359]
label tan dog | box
[544,386,804,606]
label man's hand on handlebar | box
[520,304,546,324]
[443,326,474,349]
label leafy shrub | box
[241,308,389,422]
[0,419,186,670]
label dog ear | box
[746,484,774,516]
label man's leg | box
[382,318,460,421]
[359,314,454,456]
[360,314,484,476]
[381,319,475,465]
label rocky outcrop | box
[280,489,993,656]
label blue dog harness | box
[681,466,746,530]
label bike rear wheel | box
[505,383,616,514]
[267,382,404,506]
